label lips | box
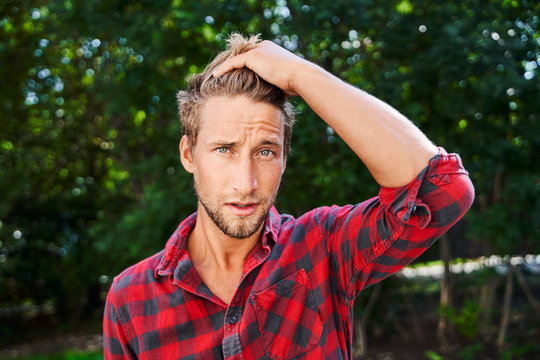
[227,202,258,216]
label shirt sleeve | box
[317,148,474,299]
[103,280,137,360]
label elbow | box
[437,173,475,228]
[459,174,475,218]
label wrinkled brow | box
[209,139,282,147]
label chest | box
[199,268,243,306]
[129,239,347,359]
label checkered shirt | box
[104,148,474,359]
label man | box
[104,34,474,359]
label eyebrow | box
[260,139,281,147]
[210,141,237,147]
[209,139,282,147]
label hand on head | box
[212,40,306,97]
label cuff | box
[378,147,469,229]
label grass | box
[14,350,103,360]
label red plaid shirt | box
[104,148,474,359]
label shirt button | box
[229,316,238,324]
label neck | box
[187,205,263,272]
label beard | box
[194,181,276,240]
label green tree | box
[1,0,538,350]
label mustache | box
[194,187,262,205]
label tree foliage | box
[0,0,538,339]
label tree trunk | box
[497,263,514,350]
[478,276,498,338]
[354,318,367,359]
[514,266,540,320]
[403,288,423,339]
[388,308,411,341]
[353,284,381,358]
[492,170,503,205]
[438,235,452,343]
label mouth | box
[227,202,258,216]
[232,203,254,208]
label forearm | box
[292,63,438,187]
[213,39,438,187]
[319,149,474,297]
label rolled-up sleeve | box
[318,148,475,299]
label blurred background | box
[1,0,539,359]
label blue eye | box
[216,147,228,153]
[260,150,273,156]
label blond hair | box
[176,34,295,155]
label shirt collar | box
[264,206,280,248]
[155,207,281,277]
[155,212,197,278]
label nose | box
[233,155,258,195]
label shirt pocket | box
[250,269,323,360]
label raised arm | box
[213,40,438,187]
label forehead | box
[198,95,284,143]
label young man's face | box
[180,95,286,239]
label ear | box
[179,135,194,174]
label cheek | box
[259,162,284,189]
[196,158,236,191]
[193,158,218,185]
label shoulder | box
[281,204,374,227]
[275,205,360,239]
[107,250,165,303]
